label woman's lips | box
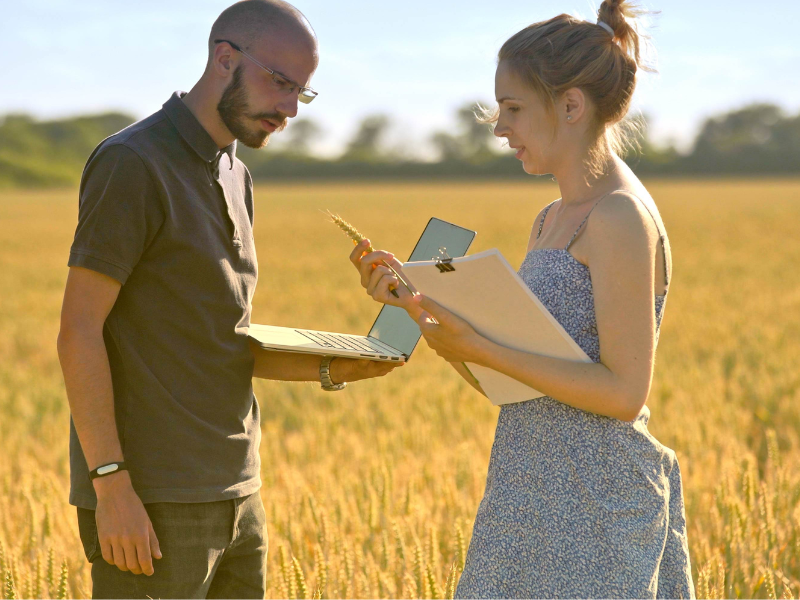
[515,146,526,160]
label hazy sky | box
[3,0,797,156]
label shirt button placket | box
[214,156,241,247]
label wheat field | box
[0,179,799,599]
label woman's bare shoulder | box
[587,191,660,252]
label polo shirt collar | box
[163,91,237,168]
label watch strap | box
[88,462,127,481]
[319,356,347,391]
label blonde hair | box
[483,0,655,176]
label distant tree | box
[2,101,799,188]
[431,131,462,161]
[456,104,496,160]
[341,114,391,162]
[0,112,135,187]
[282,118,323,156]
[687,103,800,173]
[622,113,681,173]
[694,104,782,154]
[430,101,496,162]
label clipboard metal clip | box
[433,247,456,273]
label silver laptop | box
[248,218,476,362]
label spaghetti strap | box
[637,200,672,288]
[564,190,671,289]
[536,200,558,240]
[564,191,618,250]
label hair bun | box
[597,0,653,71]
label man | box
[57,1,398,597]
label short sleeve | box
[69,144,164,284]
[242,162,255,226]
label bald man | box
[57,1,398,597]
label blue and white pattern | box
[456,199,695,599]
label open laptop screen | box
[367,218,476,358]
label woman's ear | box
[562,88,586,124]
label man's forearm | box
[57,328,124,469]
[250,342,324,382]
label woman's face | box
[493,61,561,175]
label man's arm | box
[249,342,400,384]
[57,266,161,576]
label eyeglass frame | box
[213,39,318,104]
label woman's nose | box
[494,124,509,138]
[493,117,509,138]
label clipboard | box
[401,248,593,405]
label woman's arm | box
[449,361,488,396]
[415,193,661,421]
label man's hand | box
[93,471,162,576]
[59,267,162,574]
[329,356,403,384]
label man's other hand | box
[93,472,162,576]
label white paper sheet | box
[402,249,592,405]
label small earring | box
[566,115,572,121]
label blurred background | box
[1,0,798,187]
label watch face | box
[96,464,120,475]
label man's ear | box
[211,42,236,79]
[562,87,587,124]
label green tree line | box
[0,103,797,188]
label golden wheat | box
[1,180,799,598]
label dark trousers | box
[77,493,267,599]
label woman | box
[348,0,694,596]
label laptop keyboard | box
[296,330,397,355]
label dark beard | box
[217,65,285,150]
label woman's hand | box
[349,239,419,313]
[413,295,488,364]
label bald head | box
[207,0,317,69]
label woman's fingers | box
[360,253,395,288]
[383,255,406,274]
[358,251,396,289]
[375,275,401,303]
[366,265,396,296]
[349,239,370,268]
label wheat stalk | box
[56,560,67,600]
[292,556,309,599]
[325,211,414,298]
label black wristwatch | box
[88,462,127,481]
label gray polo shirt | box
[68,91,260,509]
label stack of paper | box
[402,249,592,405]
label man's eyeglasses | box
[214,39,318,104]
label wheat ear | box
[325,210,414,297]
